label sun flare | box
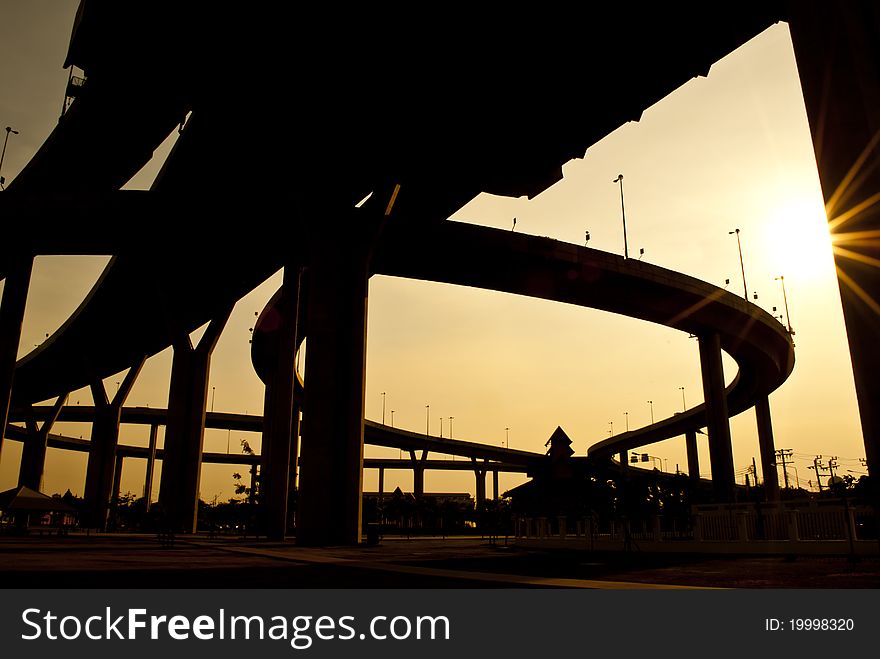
[762,197,834,281]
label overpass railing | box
[513,499,877,546]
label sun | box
[761,196,835,282]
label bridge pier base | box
[699,332,735,502]
[83,358,144,530]
[159,310,231,534]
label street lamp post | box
[425,405,430,435]
[613,174,629,259]
[729,228,748,299]
[775,276,794,335]
[679,386,686,412]
[381,392,386,425]
[647,400,654,424]
[211,386,216,413]
[0,126,20,188]
[608,421,614,437]
[449,417,454,439]
[624,411,629,432]
[505,427,510,449]
[390,410,395,428]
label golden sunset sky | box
[0,4,866,502]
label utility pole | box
[810,455,825,492]
[828,456,839,480]
[752,456,759,486]
[775,448,793,489]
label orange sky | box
[0,7,865,501]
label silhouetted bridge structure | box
[1,2,878,546]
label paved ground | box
[1,533,878,588]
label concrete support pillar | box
[260,264,305,541]
[377,467,385,506]
[789,2,880,480]
[474,467,487,510]
[685,429,700,484]
[492,470,499,500]
[698,332,735,502]
[143,424,158,507]
[409,450,428,499]
[159,309,231,533]
[755,395,780,502]
[248,465,257,505]
[17,395,66,491]
[83,357,145,529]
[0,255,33,461]
[111,456,124,507]
[297,236,371,546]
[287,403,301,526]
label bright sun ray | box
[762,196,835,281]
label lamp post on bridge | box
[729,228,748,299]
[613,174,629,259]
[0,126,19,189]
[775,276,794,335]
